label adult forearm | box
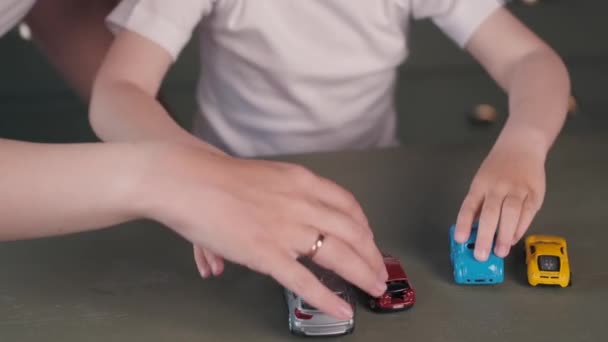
[0,138,147,240]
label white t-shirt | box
[0,0,36,37]
[108,0,503,157]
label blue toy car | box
[449,223,504,285]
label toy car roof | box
[382,254,408,281]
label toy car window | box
[387,280,409,293]
[466,243,475,250]
[530,246,536,254]
[538,255,560,272]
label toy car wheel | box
[346,325,355,335]
[289,325,304,336]
[288,317,303,336]
[288,317,294,333]
[369,299,377,311]
[568,272,573,287]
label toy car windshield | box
[387,281,410,298]
[387,280,409,293]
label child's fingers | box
[495,192,525,257]
[202,248,224,276]
[455,191,483,243]
[512,194,541,245]
[475,192,504,261]
[193,245,211,278]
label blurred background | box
[1,0,606,146]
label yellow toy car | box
[525,235,571,287]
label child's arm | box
[90,29,226,277]
[454,7,569,260]
[90,30,211,149]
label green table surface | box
[1,135,606,341]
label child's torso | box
[194,0,412,156]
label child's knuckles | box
[460,199,479,215]
[481,205,501,220]
[491,181,514,195]
[528,189,545,206]
[503,196,524,210]
[483,191,503,205]
[523,199,541,213]
[508,186,529,199]
[469,179,488,193]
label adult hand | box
[136,143,388,319]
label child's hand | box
[454,137,546,261]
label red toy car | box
[368,254,415,311]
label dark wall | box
[1,0,605,144]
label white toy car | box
[284,262,355,336]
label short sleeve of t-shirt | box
[0,0,36,37]
[410,0,504,47]
[107,0,213,60]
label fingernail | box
[200,268,209,278]
[210,261,219,276]
[455,232,466,243]
[375,281,387,296]
[339,304,354,319]
[215,263,224,276]
[495,245,509,257]
[475,248,489,261]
